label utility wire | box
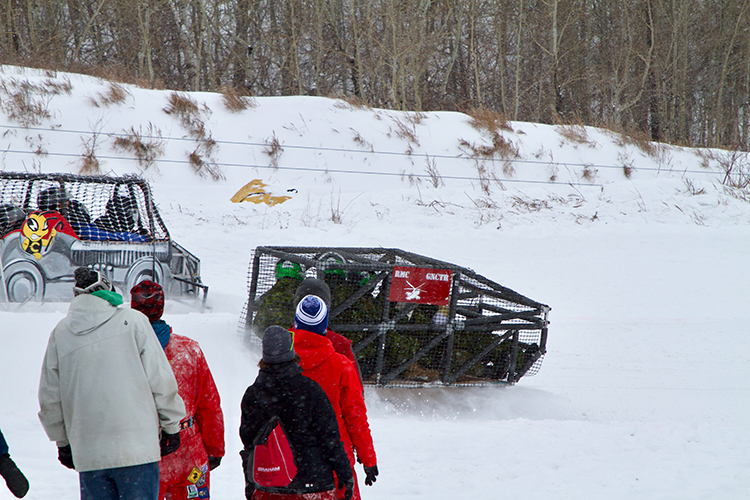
[1,122,725,178]
[0,147,604,187]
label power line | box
[0,146,604,187]
[1,122,725,180]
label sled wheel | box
[125,257,164,295]
[4,261,45,302]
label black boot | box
[0,453,29,498]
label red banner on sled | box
[388,266,452,305]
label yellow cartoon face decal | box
[21,213,57,260]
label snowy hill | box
[1,65,749,499]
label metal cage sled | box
[239,247,550,387]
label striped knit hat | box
[294,294,329,335]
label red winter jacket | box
[291,328,376,468]
[159,333,225,495]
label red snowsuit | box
[159,333,225,500]
[290,328,376,500]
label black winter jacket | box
[240,361,353,494]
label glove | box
[160,431,181,457]
[57,445,75,469]
[208,456,222,470]
[364,464,379,486]
[0,453,30,498]
[339,477,354,500]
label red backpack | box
[251,414,298,489]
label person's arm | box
[338,357,377,467]
[194,347,225,459]
[135,316,185,434]
[37,331,69,447]
[239,386,266,497]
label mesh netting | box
[238,247,550,387]
[0,172,168,241]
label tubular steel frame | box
[240,246,550,387]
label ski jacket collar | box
[290,328,335,371]
[62,293,119,335]
[91,289,124,306]
[151,320,172,350]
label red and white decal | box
[388,266,452,305]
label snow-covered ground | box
[1,66,749,499]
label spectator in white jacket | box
[38,268,186,500]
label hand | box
[58,445,75,469]
[0,453,30,498]
[338,478,354,500]
[208,456,222,470]
[160,431,181,457]
[364,464,379,486]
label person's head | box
[73,267,114,296]
[105,195,138,231]
[294,294,329,335]
[262,325,296,364]
[319,251,346,278]
[275,260,304,281]
[130,280,165,322]
[0,204,26,233]
[294,277,331,308]
[38,186,69,213]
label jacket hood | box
[253,362,303,412]
[62,294,119,335]
[290,328,335,371]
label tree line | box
[2,0,750,150]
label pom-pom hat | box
[294,294,329,335]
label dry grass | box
[164,92,200,122]
[112,124,165,170]
[351,129,374,151]
[263,133,284,169]
[333,93,371,110]
[683,178,706,195]
[459,133,520,160]
[714,147,750,189]
[78,134,101,174]
[220,85,256,112]
[188,146,223,180]
[511,195,553,212]
[424,156,444,188]
[556,123,591,145]
[164,91,223,179]
[581,165,598,182]
[386,113,422,146]
[89,83,129,107]
[466,107,512,133]
[617,152,635,179]
[612,127,657,157]
[0,77,71,127]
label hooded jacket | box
[290,328,376,468]
[240,361,353,494]
[38,293,186,472]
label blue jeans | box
[79,462,159,500]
